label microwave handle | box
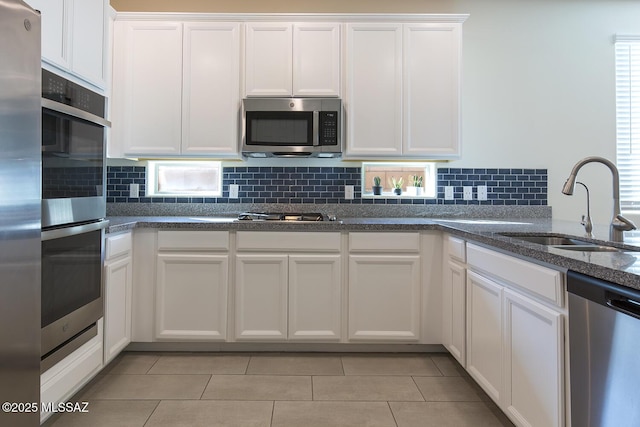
[313,111,319,146]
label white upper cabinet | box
[345,21,462,159]
[112,20,241,157]
[345,23,403,157]
[245,22,341,97]
[403,23,461,157]
[26,0,107,89]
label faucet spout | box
[562,156,636,242]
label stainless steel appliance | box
[241,98,342,158]
[40,71,109,372]
[0,1,41,426]
[40,219,107,372]
[568,270,640,427]
[238,212,327,221]
[42,69,110,228]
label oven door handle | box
[42,98,111,128]
[41,219,109,241]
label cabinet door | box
[245,23,292,96]
[348,254,420,341]
[71,0,105,87]
[289,254,341,340]
[443,259,466,366]
[403,23,461,158]
[503,289,563,427]
[104,256,132,364]
[112,21,182,156]
[28,0,70,70]
[345,23,402,157]
[466,270,503,403]
[182,22,240,155]
[235,254,288,340]
[293,23,341,97]
[156,253,229,340]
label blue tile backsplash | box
[106,166,547,206]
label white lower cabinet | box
[466,243,565,427]
[235,232,342,341]
[103,232,133,364]
[348,232,421,342]
[155,231,229,341]
[442,235,467,366]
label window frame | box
[146,160,223,197]
[361,162,437,198]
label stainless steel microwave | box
[241,98,342,158]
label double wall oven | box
[41,70,110,372]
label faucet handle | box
[614,214,637,231]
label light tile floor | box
[44,352,514,427]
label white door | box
[503,289,564,427]
[113,21,183,156]
[27,0,70,70]
[288,254,341,340]
[245,23,292,96]
[182,22,240,155]
[235,254,288,340]
[104,256,132,364]
[156,253,229,340]
[71,0,106,87]
[443,259,466,365]
[466,270,503,403]
[345,23,403,157]
[293,23,341,97]
[403,23,461,158]
[348,254,421,341]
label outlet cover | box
[478,185,488,201]
[129,183,139,198]
[344,185,354,200]
[229,184,239,199]
[444,186,454,200]
[463,186,473,200]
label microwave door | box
[312,111,319,146]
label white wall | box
[110,0,640,225]
[450,0,640,224]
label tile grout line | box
[387,401,400,427]
[141,400,161,427]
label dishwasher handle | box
[606,292,640,320]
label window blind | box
[615,36,640,212]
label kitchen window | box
[615,36,640,215]
[147,161,222,197]
[362,162,436,198]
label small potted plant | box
[372,176,383,195]
[407,175,423,196]
[390,177,403,195]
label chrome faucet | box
[575,182,593,237]
[562,156,636,242]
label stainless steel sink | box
[499,233,628,253]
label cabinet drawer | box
[157,230,229,251]
[105,232,132,260]
[448,236,466,262]
[467,243,564,307]
[349,232,420,253]
[236,231,340,251]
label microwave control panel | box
[319,111,339,146]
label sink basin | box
[499,233,631,253]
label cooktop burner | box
[238,212,325,222]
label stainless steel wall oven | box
[40,70,109,372]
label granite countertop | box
[106,215,640,290]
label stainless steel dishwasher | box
[568,270,640,427]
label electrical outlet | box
[463,186,473,200]
[344,185,354,200]
[477,185,488,201]
[229,184,239,199]
[444,186,454,200]
[129,183,139,198]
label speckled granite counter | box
[106,215,640,291]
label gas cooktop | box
[237,212,326,222]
